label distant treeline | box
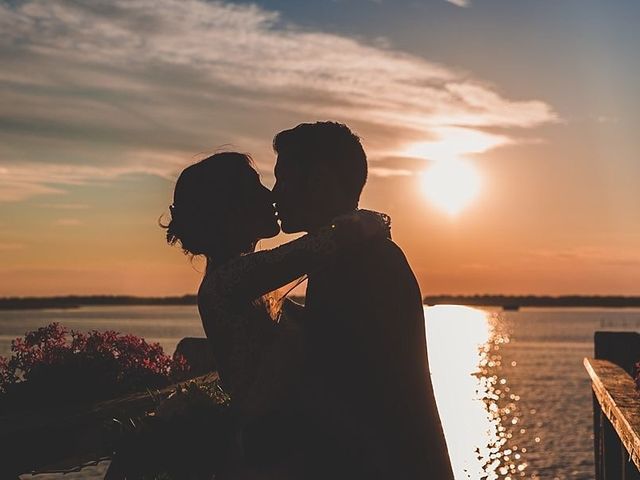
[0,295,198,310]
[1,294,640,311]
[422,295,640,308]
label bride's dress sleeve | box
[201,211,390,414]
[212,227,338,302]
[215,210,391,303]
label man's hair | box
[273,121,368,203]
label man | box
[272,122,454,479]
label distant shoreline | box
[0,295,197,311]
[422,295,640,308]
[2,294,640,311]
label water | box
[2,305,640,479]
[0,305,205,358]
[428,306,640,479]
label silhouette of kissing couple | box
[165,121,454,479]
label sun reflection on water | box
[425,305,526,479]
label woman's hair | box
[163,152,255,256]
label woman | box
[164,152,389,474]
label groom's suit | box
[300,236,454,479]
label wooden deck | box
[586,331,640,480]
[585,357,640,472]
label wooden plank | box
[585,358,640,472]
[593,392,603,480]
[593,331,640,479]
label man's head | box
[272,121,368,233]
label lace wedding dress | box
[197,210,391,418]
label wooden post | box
[628,457,640,480]
[594,331,640,375]
[593,331,640,480]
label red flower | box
[0,323,191,410]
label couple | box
[167,122,453,479]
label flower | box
[0,323,191,411]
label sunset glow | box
[401,127,491,215]
[402,127,509,163]
[2,3,640,479]
[421,160,482,216]
[1,0,638,296]
[426,305,511,479]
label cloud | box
[446,0,470,6]
[0,0,556,201]
[0,162,151,201]
[399,126,512,162]
[368,167,413,177]
[37,203,90,210]
[594,115,619,124]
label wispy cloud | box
[594,115,619,124]
[0,163,151,201]
[0,0,556,201]
[37,203,90,210]
[368,167,413,177]
[446,0,470,7]
[399,126,512,162]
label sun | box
[400,127,495,216]
[421,159,482,216]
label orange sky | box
[1,0,639,297]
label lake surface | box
[2,305,640,479]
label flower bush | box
[0,323,190,411]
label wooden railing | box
[585,331,640,479]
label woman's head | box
[165,152,279,259]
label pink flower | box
[0,323,191,408]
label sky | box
[1,0,639,297]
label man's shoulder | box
[314,238,424,320]
[352,237,411,270]
[327,237,417,290]
[310,237,418,289]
